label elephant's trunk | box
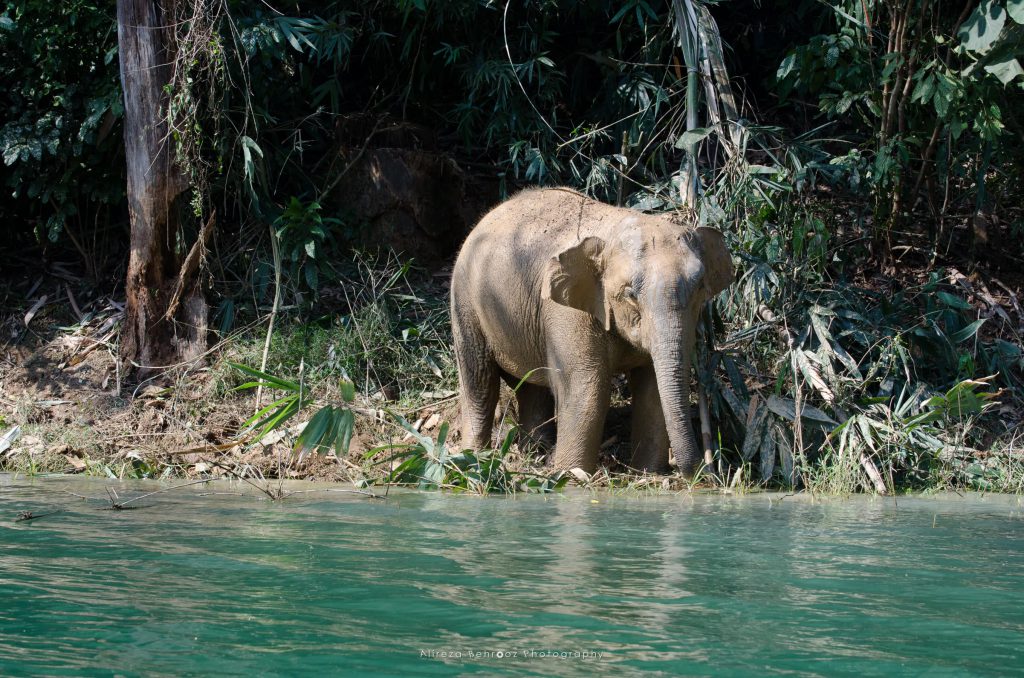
[651,328,702,478]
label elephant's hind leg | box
[627,365,670,473]
[513,382,556,453]
[453,317,500,451]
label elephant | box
[450,187,733,476]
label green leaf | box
[389,410,435,453]
[229,362,299,391]
[1009,0,1024,23]
[746,164,781,175]
[335,409,355,457]
[984,57,1024,84]
[674,126,712,150]
[295,406,336,457]
[766,395,838,427]
[776,53,796,81]
[243,395,295,430]
[959,0,1007,53]
[435,421,450,452]
[339,373,356,403]
[911,73,935,103]
[936,291,972,310]
[951,318,986,343]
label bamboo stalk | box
[256,225,282,411]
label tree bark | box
[117,0,207,372]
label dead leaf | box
[65,455,87,471]
[24,295,47,327]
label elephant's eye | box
[622,286,638,304]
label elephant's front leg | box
[627,364,670,473]
[551,367,611,473]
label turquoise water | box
[1,476,1023,677]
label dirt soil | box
[0,304,461,483]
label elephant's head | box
[542,218,734,475]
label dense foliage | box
[1,0,1022,490]
[0,1,124,273]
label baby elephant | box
[450,188,733,476]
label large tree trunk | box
[117,0,207,372]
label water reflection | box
[1,476,1023,676]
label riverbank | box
[1,252,1022,494]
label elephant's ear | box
[542,236,610,331]
[696,227,734,298]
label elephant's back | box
[457,188,611,259]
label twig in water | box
[61,478,221,510]
[284,488,384,499]
[15,509,64,523]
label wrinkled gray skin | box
[450,188,734,476]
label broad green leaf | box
[960,0,1007,53]
[911,73,935,103]
[1007,0,1024,24]
[776,53,797,81]
[984,57,1024,83]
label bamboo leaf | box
[389,409,435,454]
[339,373,356,403]
[810,308,862,378]
[775,424,795,485]
[294,406,335,458]
[675,126,713,149]
[229,363,299,391]
[336,409,355,457]
[795,349,836,403]
[741,403,769,461]
[951,318,986,344]
[766,395,838,427]
[759,423,776,481]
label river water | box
[1,475,1022,676]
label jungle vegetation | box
[1,0,1022,493]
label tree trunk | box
[117,0,207,372]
